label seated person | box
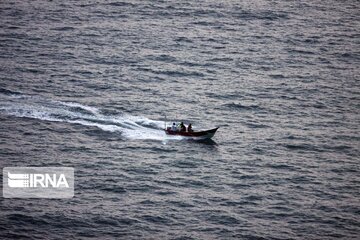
[187,123,193,132]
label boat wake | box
[0,93,182,141]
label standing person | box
[177,122,182,131]
[181,122,186,132]
[178,122,186,132]
[171,122,177,131]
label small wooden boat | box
[165,127,219,140]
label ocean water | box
[0,0,359,239]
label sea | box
[0,0,359,239]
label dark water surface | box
[0,0,359,239]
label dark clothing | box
[187,124,193,132]
[180,124,186,132]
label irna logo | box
[7,172,69,188]
[3,167,74,198]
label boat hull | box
[165,127,219,140]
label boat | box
[165,127,219,140]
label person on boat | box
[171,122,177,131]
[179,122,186,132]
[187,123,193,132]
[181,123,186,132]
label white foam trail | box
[56,101,99,115]
[0,94,181,141]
